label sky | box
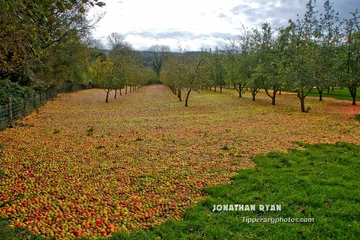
[87,0,359,51]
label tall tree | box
[91,33,135,102]
[208,48,225,93]
[149,45,170,82]
[288,0,319,112]
[253,23,284,106]
[248,27,263,102]
[224,51,245,97]
[0,0,104,85]
[314,0,342,101]
[338,10,360,105]
[161,49,208,107]
[183,56,207,107]
[90,56,115,102]
[234,27,255,99]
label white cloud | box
[88,0,359,51]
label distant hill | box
[101,49,203,68]
[138,51,203,67]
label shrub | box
[0,80,34,104]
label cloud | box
[231,0,308,28]
[231,4,249,15]
[218,13,229,19]
[125,30,239,41]
[89,0,359,51]
[123,30,239,51]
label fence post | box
[8,97,13,127]
[23,94,27,114]
[33,92,36,108]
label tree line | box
[90,33,155,102]
[161,0,360,111]
[1,0,359,109]
[0,0,156,103]
[0,0,105,86]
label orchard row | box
[160,0,359,111]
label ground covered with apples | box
[0,85,359,239]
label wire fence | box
[0,83,91,131]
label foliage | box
[206,48,225,92]
[312,0,342,101]
[223,49,245,97]
[202,0,359,110]
[89,33,151,102]
[0,85,359,239]
[161,50,208,106]
[142,68,159,85]
[148,45,170,82]
[286,0,319,112]
[0,0,104,87]
[0,80,34,104]
[35,33,93,88]
[337,9,360,105]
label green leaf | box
[65,4,72,10]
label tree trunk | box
[119,88,122,96]
[130,86,132,93]
[265,87,277,106]
[125,86,127,94]
[300,97,305,112]
[238,84,242,98]
[220,85,223,93]
[185,90,191,107]
[177,89,182,101]
[214,86,216,92]
[279,89,282,95]
[209,86,212,91]
[298,90,306,112]
[105,89,110,102]
[272,89,276,106]
[317,87,323,101]
[114,89,117,98]
[327,87,330,94]
[251,88,258,101]
[349,84,357,105]
[8,97,13,126]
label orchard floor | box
[0,85,359,239]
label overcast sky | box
[88,0,359,51]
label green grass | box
[355,115,360,122]
[107,142,360,240]
[0,219,46,240]
[306,87,360,101]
